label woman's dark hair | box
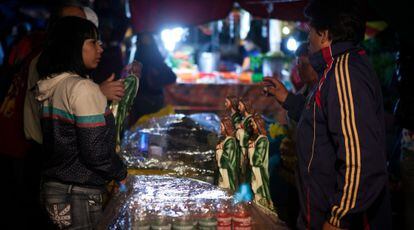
[37,16,99,79]
[304,0,366,45]
[295,42,309,57]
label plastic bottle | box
[232,202,251,230]
[133,216,151,230]
[132,201,150,230]
[197,202,217,230]
[216,200,232,230]
[150,216,171,230]
[172,214,195,230]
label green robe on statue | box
[248,134,274,211]
[236,114,253,182]
[231,112,242,128]
[216,136,239,191]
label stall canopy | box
[238,0,309,21]
[129,0,234,33]
[130,0,382,33]
[129,0,309,32]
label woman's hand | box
[99,73,125,102]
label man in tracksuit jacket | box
[262,0,391,229]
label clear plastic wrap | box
[121,113,220,183]
[98,175,231,229]
[98,175,287,230]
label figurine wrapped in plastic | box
[216,116,239,191]
[224,96,242,128]
[248,114,274,211]
[235,98,254,182]
[110,61,141,152]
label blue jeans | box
[40,181,105,229]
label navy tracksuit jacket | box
[283,42,391,229]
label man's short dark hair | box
[304,0,366,45]
[37,16,99,79]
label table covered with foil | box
[97,175,287,230]
[120,113,220,183]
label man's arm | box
[282,92,306,122]
[325,53,387,229]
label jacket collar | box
[309,42,358,76]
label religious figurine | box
[111,61,141,152]
[248,114,274,211]
[235,98,254,183]
[224,96,242,129]
[216,116,239,191]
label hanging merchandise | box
[110,61,141,152]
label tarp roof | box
[129,0,381,33]
[129,0,310,32]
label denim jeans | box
[40,181,105,230]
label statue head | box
[220,116,235,136]
[238,98,254,115]
[251,114,267,136]
[225,96,239,113]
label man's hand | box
[99,73,125,102]
[323,221,346,230]
[260,76,289,104]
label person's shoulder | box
[328,50,378,97]
[331,50,373,79]
[64,74,104,100]
[66,75,107,114]
[67,75,99,91]
[349,50,376,84]
[349,48,371,66]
